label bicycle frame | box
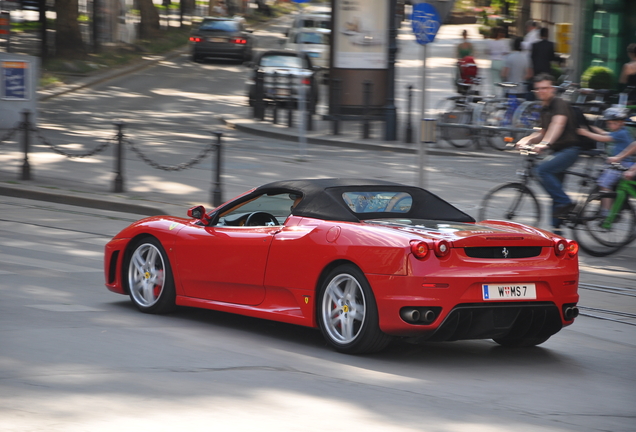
[602,178,636,230]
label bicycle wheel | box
[512,100,542,131]
[572,194,636,256]
[478,100,514,151]
[436,98,474,148]
[478,182,541,227]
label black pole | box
[113,121,125,193]
[273,71,279,124]
[21,110,31,181]
[254,70,265,120]
[362,80,372,139]
[332,78,341,135]
[384,0,398,141]
[211,132,223,207]
[287,72,293,128]
[405,84,413,143]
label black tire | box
[493,335,550,347]
[512,100,542,130]
[478,183,541,227]
[192,53,200,63]
[317,264,392,354]
[572,193,636,257]
[436,98,474,148]
[478,101,517,151]
[126,237,176,314]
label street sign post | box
[411,2,442,188]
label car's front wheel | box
[317,264,391,354]
[126,237,176,314]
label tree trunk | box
[55,0,86,58]
[139,0,161,39]
[517,0,532,37]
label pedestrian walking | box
[456,29,474,59]
[522,20,540,100]
[531,27,558,77]
[619,43,636,104]
[486,27,510,96]
[501,37,532,97]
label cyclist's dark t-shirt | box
[540,96,579,152]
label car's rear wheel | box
[126,237,176,314]
[317,264,391,354]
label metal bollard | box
[211,132,223,207]
[113,121,125,193]
[254,70,265,120]
[331,78,341,135]
[21,110,31,180]
[362,81,372,139]
[287,72,294,128]
[272,71,279,125]
[306,76,314,131]
[405,85,413,144]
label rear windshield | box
[295,32,330,45]
[260,55,304,68]
[200,20,240,32]
[302,19,330,29]
[342,191,413,213]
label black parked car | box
[246,50,321,111]
[190,17,254,63]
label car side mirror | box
[188,205,211,223]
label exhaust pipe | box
[420,309,436,324]
[400,308,420,323]
[564,306,579,320]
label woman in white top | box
[487,27,510,96]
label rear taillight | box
[554,239,567,257]
[231,38,247,44]
[302,78,311,85]
[190,36,202,43]
[566,240,578,258]
[410,240,429,260]
[434,240,451,258]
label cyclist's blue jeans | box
[534,146,581,228]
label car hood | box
[365,219,555,247]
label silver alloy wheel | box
[321,273,367,344]
[128,243,166,307]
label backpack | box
[570,105,598,151]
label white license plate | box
[482,283,536,300]
[275,88,290,96]
[209,37,225,43]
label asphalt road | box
[0,11,635,432]
[0,196,635,432]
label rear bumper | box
[367,271,579,339]
[192,43,248,59]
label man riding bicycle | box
[516,73,581,234]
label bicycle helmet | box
[602,106,629,121]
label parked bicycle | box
[436,82,485,148]
[479,83,541,150]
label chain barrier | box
[124,138,216,172]
[29,125,114,158]
[0,123,21,146]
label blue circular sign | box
[412,3,441,45]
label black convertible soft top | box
[243,178,475,223]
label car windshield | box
[260,55,304,68]
[217,193,298,226]
[295,32,329,45]
[200,20,240,32]
[342,191,412,213]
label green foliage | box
[581,66,615,90]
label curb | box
[0,184,167,216]
[221,117,514,158]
